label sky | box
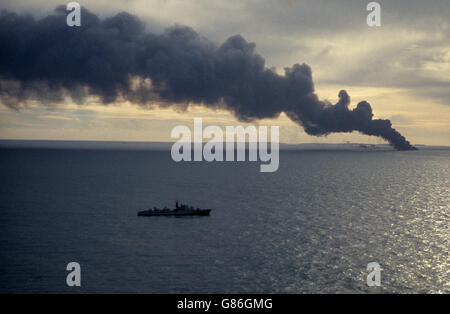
[0,0,449,145]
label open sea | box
[0,142,448,293]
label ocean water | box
[0,146,448,293]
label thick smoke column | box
[0,7,416,150]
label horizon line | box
[0,138,436,147]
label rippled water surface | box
[0,148,448,293]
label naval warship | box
[137,201,211,217]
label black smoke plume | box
[0,7,416,150]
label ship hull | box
[137,209,211,217]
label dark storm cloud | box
[0,7,416,150]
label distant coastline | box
[0,139,447,151]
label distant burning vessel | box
[137,201,211,217]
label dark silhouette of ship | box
[137,201,211,217]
